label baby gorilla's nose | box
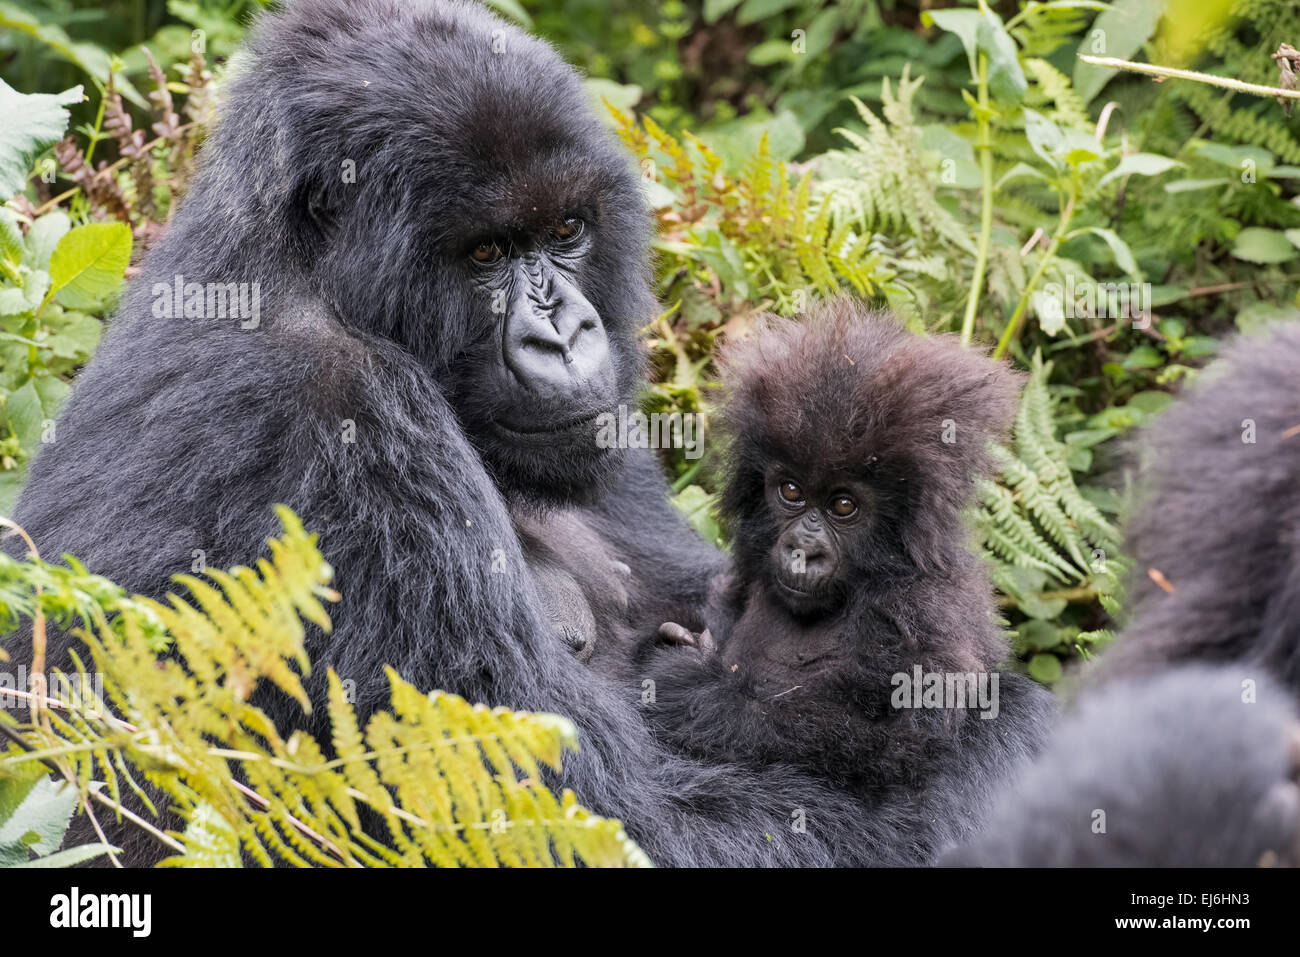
[786,540,831,579]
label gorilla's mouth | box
[491,409,611,449]
[774,577,843,616]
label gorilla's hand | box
[658,621,716,656]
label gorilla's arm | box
[944,666,1300,867]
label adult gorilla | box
[4,0,1036,865]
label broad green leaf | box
[1018,619,1063,648]
[22,269,49,309]
[1073,0,1167,103]
[0,79,83,201]
[1098,152,1182,187]
[9,843,116,868]
[704,0,744,23]
[0,1,143,106]
[44,313,102,360]
[921,125,981,188]
[1235,301,1300,335]
[1231,227,1299,264]
[924,8,1027,103]
[748,39,798,66]
[1076,226,1140,277]
[5,376,69,451]
[996,161,1050,188]
[0,775,78,860]
[0,288,31,317]
[24,210,70,270]
[1022,108,1065,171]
[0,465,25,515]
[1126,391,1174,415]
[1061,130,1105,167]
[736,0,801,26]
[48,222,133,310]
[0,209,22,266]
[1194,141,1275,174]
[1164,177,1230,193]
[1028,653,1064,683]
[1121,345,1163,369]
[977,10,1028,102]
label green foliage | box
[611,105,888,316]
[0,211,127,511]
[0,766,114,867]
[0,508,649,867]
[1,19,218,511]
[973,352,1126,680]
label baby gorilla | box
[642,303,1053,827]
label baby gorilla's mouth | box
[773,575,843,617]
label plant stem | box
[1077,54,1300,101]
[993,185,1077,360]
[960,54,995,348]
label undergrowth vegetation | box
[1,0,1299,864]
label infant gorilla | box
[640,302,1053,802]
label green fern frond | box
[0,509,649,868]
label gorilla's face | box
[270,4,653,503]
[443,196,631,501]
[757,464,876,618]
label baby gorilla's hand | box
[658,621,717,656]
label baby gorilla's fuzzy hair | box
[715,300,1022,577]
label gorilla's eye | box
[778,481,804,504]
[829,495,857,518]
[552,218,584,242]
[471,240,504,265]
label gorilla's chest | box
[722,597,848,700]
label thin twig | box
[1077,55,1300,100]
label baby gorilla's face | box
[763,465,873,617]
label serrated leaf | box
[0,775,77,859]
[9,842,116,868]
[48,222,132,309]
[0,209,22,266]
[5,376,68,451]
[23,210,70,269]
[0,78,83,200]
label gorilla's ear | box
[306,184,336,234]
[285,180,336,265]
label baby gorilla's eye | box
[778,481,804,503]
[552,218,583,242]
[829,495,857,518]
[471,240,504,264]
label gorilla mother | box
[5,0,1035,865]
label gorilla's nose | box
[506,275,613,399]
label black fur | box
[0,0,906,866]
[1095,322,1300,697]
[638,305,1056,858]
[949,323,1300,866]
[943,665,1300,866]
